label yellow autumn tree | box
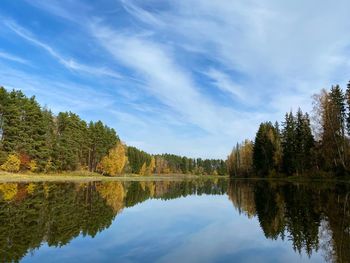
[0,183,18,201]
[139,162,147,176]
[0,154,20,173]
[227,140,253,177]
[155,157,171,174]
[28,160,38,172]
[26,183,36,195]
[147,182,155,197]
[97,182,125,213]
[99,143,127,176]
[146,157,156,176]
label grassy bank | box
[0,171,228,183]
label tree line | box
[0,87,227,176]
[126,146,226,175]
[228,82,350,177]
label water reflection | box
[0,179,349,262]
[228,180,350,262]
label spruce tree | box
[295,109,314,174]
[323,85,346,171]
[346,81,350,136]
[253,122,277,176]
[281,112,296,175]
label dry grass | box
[0,171,225,183]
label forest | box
[227,82,350,177]
[0,87,227,176]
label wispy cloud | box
[0,51,29,65]
[3,19,122,79]
[3,0,350,158]
[205,68,247,103]
[90,22,255,136]
[122,0,350,102]
[0,64,116,113]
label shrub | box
[28,160,38,172]
[0,154,21,173]
[19,153,30,171]
[44,158,54,173]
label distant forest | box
[228,82,350,177]
[0,87,227,176]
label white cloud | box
[0,51,29,65]
[90,22,248,135]
[205,68,248,103]
[3,19,122,79]
[4,0,350,158]
[123,0,350,101]
[0,64,116,114]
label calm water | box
[0,179,349,263]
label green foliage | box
[253,122,280,176]
[235,82,350,177]
[87,121,119,171]
[155,154,227,175]
[0,87,227,175]
[0,87,119,173]
[127,146,152,174]
[346,81,350,136]
[280,109,314,175]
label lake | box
[0,178,349,262]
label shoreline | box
[0,172,229,183]
[0,172,348,184]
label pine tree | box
[295,109,314,174]
[87,121,119,172]
[0,87,8,163]
[281,112,296,175]
[346,81,350,136]
[1,90,25,153]
[253,122,277,176]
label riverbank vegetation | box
[228,82,350,178]
[0,87,227,176]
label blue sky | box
[1,0,350,158]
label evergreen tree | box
[87,121,119,172]
[346,81,350,136]
[282,111,296,174]
[295,109,314,174]
[322,85,346,171]
[53,112,88,171]
[253,122,278,176]
[127,146,152,174]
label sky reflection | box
[22,194,324,263]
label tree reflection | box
[0,179,349,263]
[0,178,227,262]
[227,180,350,263]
